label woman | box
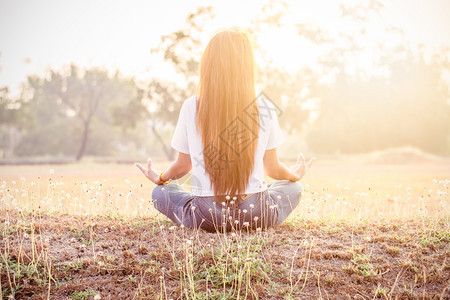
[136,28,314,232]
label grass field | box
[1,159,449,299]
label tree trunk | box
[4,126,17,158]
[151,125,175,160]
[76,118,91,161]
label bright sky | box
[1,0,449,97]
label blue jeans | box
[151,180,303,232]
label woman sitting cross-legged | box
[136,28,314,233]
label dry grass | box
[1,160,448,219]
[0,160,449,299]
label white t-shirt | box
[171,95,284,196]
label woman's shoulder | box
[183,95,197,105]
[256,96,277,113]
[179,95,198,114]
[256,95,280,123]
[181,95,198,110]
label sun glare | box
[256,5,414,80]
[256,26,319,73]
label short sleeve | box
[171,101,190,154]
[265,112,285,150]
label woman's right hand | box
[290,153,315,181]
[135,158,162,185]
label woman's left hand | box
[135,158,162,185]
[290,153,315,181]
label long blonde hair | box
[196,29,259,198]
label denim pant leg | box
[267,180,303,225]
[151,183,242,232]
[238,192,277,230]
[151,183,196,227]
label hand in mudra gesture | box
[290,153,315,181]
[135,158,163,185]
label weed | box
[387,245,399,256]
[374,286,389,297]
[350,254,378,276]
[68,289,97,300]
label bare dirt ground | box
[1,210,448,299]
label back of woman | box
[136,28,314,232]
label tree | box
[16,65,145,160]
[0,87,30,158]
[303,0,450,154]
[251,0,312,136]
[144,6,214,160]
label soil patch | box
[1,210,449,299]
